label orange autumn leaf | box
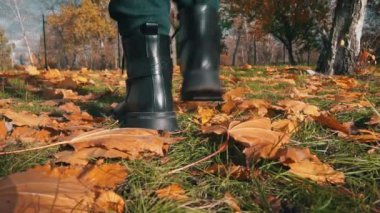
[0,109,52,127]
[277,100,320,118]
[271,119,299,135]
[0,164,126,213]
[228,118,289,159]
[224,192,242,213]
[197,106,215,125]
[59,102,82,114]
[0,120,7,140]
[238,99,271,117]
[313,112,351,135]
[54,128,177,165]
[277,147,345,184]
[78,163,127,189]
[156,184,188,201]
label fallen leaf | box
[197,107,215,125]
[25,65,40,76]
[0,109,51,127]
[0,120,7,140]
[224,192,241,213]
[366,115,380,126]
[59,102,82,114]
[54,128,176,165]
[271,119,299,135]
[313,112,351,135]
[0,164,126,212]
[78,163,127,189]
[156,184,188,201]
[55,148,130,165]
[277,147,345,184]
[277,100,320,118]
[238,99,271,117]
[40,69,63,80]
[94,191,125,213]
[228,118,289,159]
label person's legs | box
[109,0,178,131]
[175,0,223,101]
[176,0,219,10]
[109,0,171,37]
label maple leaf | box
[196,106,215,125]
[0,163,126,212]
[0,109,51,127]
[277,147,345,184]
[228,118,289,159]
[277,100,320,119]
[54,128,178,165]
[156,184,188,201]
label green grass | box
[0,67,379,212]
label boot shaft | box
[121,24,174,113]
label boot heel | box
[123,112,179,131]
[181,70,223,101]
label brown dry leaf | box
[201,125,228,135]
[278,147,345,184]
[54,128,176,165]
[332,77,358,89]
[10,126,51,143]
[271,119,299,135]
[228,118,289,159]
[221,87,250,114]
[223,87,250,100]
[40,69,63,80]
[55,148,130,165]
[313,112,351,135]
[43,88,81,100]
[0,99,12,107]
[0,120,8,140]
[78,163,127,189]
[277,100,320,118]
[156,184,188,201]
[94,191,125,213]
[0,164,126,212]
[205,164,252,181]
[238,99,271,117]
[197,106,215,125]
[0,109,51,127]
[59,102,82,114]
[290,87,311,99]
[224,192,241,213]
[366,115,380,126]
[343,129,380,143]
[330,101,371,113]
[334,91,364,102]
[25,65,40,76]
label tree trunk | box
[253,36,257,65]
[286,42,297,65]
[232,27,242,66]
[317,0,367,75]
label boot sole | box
[121,111,179,131]
[181,90,223,101]
[181,70,223,101]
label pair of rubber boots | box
[113,4,222,131]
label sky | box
[0,0,60,59]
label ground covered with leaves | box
[0,65,379,212]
